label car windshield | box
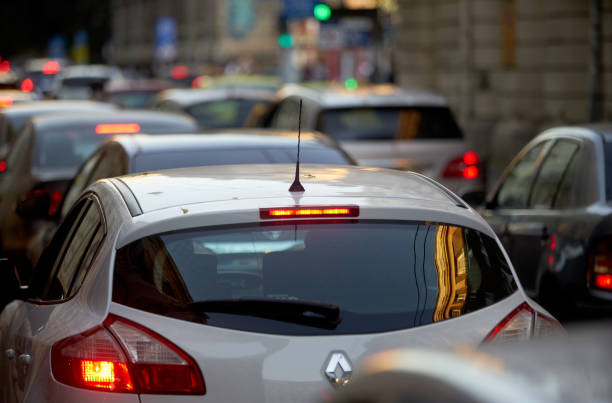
[131,146,351,172]
[187,99,272,129]
[318,106,463,141]
[113,221,517,335]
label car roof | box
[103,130,342,156]
[0,100,116,117]
[156,88,276,107]
[114,164,472,215]
[29,109,197,130]
[276,83,449,109]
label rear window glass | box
[107,92,159,109]
[32,121,193,169]
[318,107,463,141]
[187,100,271,129]
[113,221,516,335]
[131,147,351,172]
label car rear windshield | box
[32,121,192,169]
[131,146,351,172]
[318,107,463,141]
[113,221,517,335]
[187,99,272,129]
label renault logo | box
[323,351,353,388]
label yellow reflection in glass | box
[433,226,468,321]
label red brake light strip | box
[95,123,141,134]
[260,206,359,219]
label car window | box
[187,99,271,129]
[317,107,463,141]
[61,151,104,218]
[113,221,517,335]
[529,140,580,209]
[270,98,300,130]
[604,140,612,201]
[496,141,549,209]
[29,197,105,301]
[131,146,351,172]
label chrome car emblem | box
[323,351,353,388]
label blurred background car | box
[255,82,483,198]
[0,100,116,160]
[21,58,69,97]
[479,125,612,320]
[0,163,561,402]
[0,110,198,273]
[27,129,356,265]
[154,87,276,129]
[192,74,281,92]
[49,64,124,100]
[103,78,172,109]
[327,321,611,403]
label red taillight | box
[25,188,63,216]
[95,123,141,134]
[483,302,563,344]
[0,160,6,172]
[260,206,359,219]
[0,60,10,74]
[52,315,205,395]
[443,151,480,180]
[42,60,61,75]
[21,78,34,93]
[589,237,612,292]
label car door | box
[506,139,582,292]
[3,196,105,401]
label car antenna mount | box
[289,98,305,192]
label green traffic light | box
[313,3,331,21]
[345,78,358,90]
[278,33,294,48]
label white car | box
[0,164,561,402]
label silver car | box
[0,164,560,402]
[259,82,483,197]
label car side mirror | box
[0,258,28,312]
[461,191,486,207]
[16,191,51,219]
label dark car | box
[0,100,116,160]
[479,125,612,319]
[27,129,356,265]
[0,110,198,272]
[154,88,276,129]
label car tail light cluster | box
[260,206,359,219]
[25,187,64,216]
[588,237,612,291]
[442,151,480,180]
[483,302,564,344]
[51,314,205,395]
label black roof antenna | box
[289,99,305,192]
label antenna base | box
[289,179,305,192]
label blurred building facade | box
[110,0,281,75]
[396,0,611,185]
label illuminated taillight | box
[95,123,141,134]
[443,151,480,180]
[52,315,205,395]
[51,326,135,392]
[42,60,61,75]
[25,188,64,216]
[21,78,34,93]
[0,60,10,74]
[483,302,563,344]
[0,96,13,107]
[589,237,612,292]
[260,206,359,219]
[171,65,189,80]
[0,160,6,172]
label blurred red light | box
[594,274,612,290]
[95,123,141,134]
[0,160,6,172]
[0,60,10,74]
[462,165,479,179]
[463,151,479,165]
[42,61,61,75]
[171,65,189,80]
[21,78,34,93]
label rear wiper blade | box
[187,298,341,330]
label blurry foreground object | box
[329,321,612,403]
